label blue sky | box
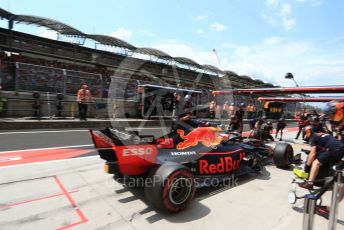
[1,0,344,88]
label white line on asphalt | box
[0,144,94,154]
[0,155,99,169]
[0,156,22,162]
[0,130,89,135]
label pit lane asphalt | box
[1,128,343,230]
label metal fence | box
[13,62,160,100]
[15,62,103,96]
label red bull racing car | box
[90,126,294,212]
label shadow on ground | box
[111,164,272,224]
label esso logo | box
[122,147,153,156]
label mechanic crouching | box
[299,126,344,190]
[249,117,274,141]
[227,115,242,133]
[261,120,274,141]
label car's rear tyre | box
[274,143,294,168]
[144,162,195,213]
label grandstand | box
[0,7,291,118]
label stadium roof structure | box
[135,47,172,60]
[87,34,136,50]
[239,75,253,81]
[224,70,238,76]
[263,83,275,88]
[174,57,201,68]
[203,64,223,74]
[254,79,264,84]
[13,15,85,35]
[0,7,13,19]
[0,7,274,88]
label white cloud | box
[109,27,132,41]
[152,37,344,88]
[194,15,207,21]
[309,0,323,7]
[221,37,344,87]
[263,1,296,30]
[138,29,156,37]
[263,0,323,30]
[153,41,218,66]
[281,17,296,30]
[196,29,205,36]
[265,0,280,7]
[279,3,292,16]
[296,0,323,7]
[37,28,57,40]
[210,22,227,32]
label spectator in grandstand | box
[77,84,92,121]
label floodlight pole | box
[213,49,222,69]
[285,73,302,114]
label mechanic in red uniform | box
[325,101,344,141]
[77,84,92,121]
[295,110,307,140]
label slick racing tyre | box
[273,143,294,168]
[144,162,195,213]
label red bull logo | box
[199,152,244,174]
[176,127,223,150]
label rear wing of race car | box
[89,128,156,149]
[89,128,156,162]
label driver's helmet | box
[323,101,337,115]
[230,102,235,106]
[304,126,314,139]
[240,102,246,107]
[267,121,272,126]
[279,117,285,121]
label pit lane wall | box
[0,91,137,118]
[0,90,299,120]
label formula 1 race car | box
[90,126,295,212]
